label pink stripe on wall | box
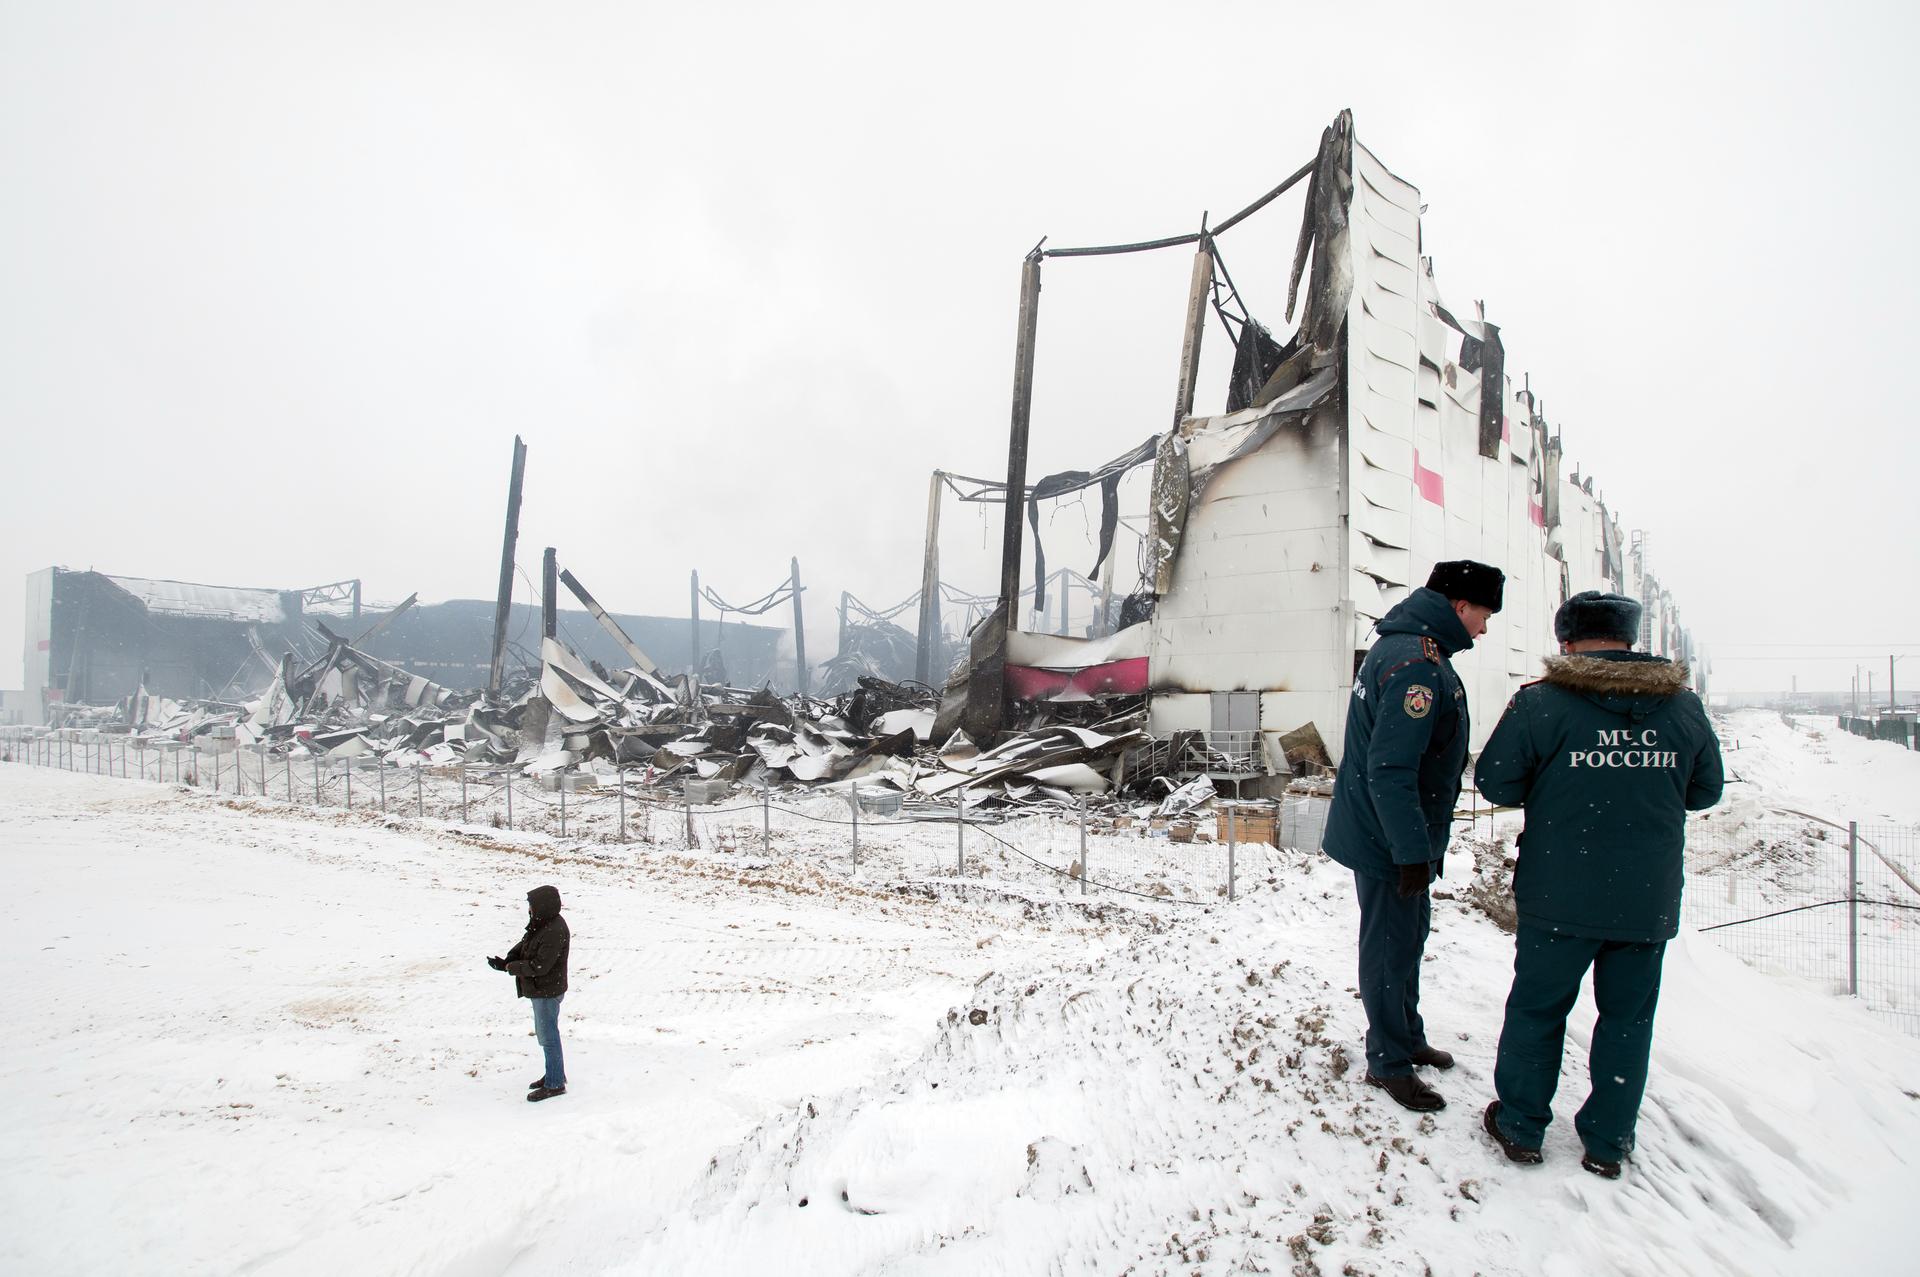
[1413,450,1445,506]
[1529,499,1546,528]
[1004,657,1150,701]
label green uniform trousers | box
[1492,926,1666,1163]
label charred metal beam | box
[914,470,944,684]
[351,593,417,648]
[689,569,701,677]
[487,436,527,693]
[789,558,809,698]
[997,252,1042,624]
[559,567,663,677]
[541,547,557,641]
[1172,236,1214,425]
[1042,158,1313,259]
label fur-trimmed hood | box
[1541,652,1691,696]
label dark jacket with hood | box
[1324,588,1475,879]
[504,885,570,998]
[1474,652,1724,942]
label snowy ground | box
[5,714,1920,1275]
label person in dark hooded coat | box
[1324,559,1505,1113]
[1474,591,1723,1178]
[487,884,571,1101]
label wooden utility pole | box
[487,436,528,693]
[914,471,944,684]
[541,547,557,641]
[1172,237,1214,426]
[689,570,701,676]
[790,558,809,698]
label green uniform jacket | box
[1474,651,1724,942]
[1323,588,1474,879]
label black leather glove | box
[1396,861,1431,899]
[486,955,507,972]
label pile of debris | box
[81,621,1158,807]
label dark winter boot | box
[527,1085,567,1102]
[1482,1102,1543,1165]
[1412,1045,1455,1070]
[530,1078,547,1089]
[1581,1153,1623,1180]
[1366,1072,1446,1112]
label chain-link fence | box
[1684,811,1920,1036]
[0,727,1333,907]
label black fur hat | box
[1426,560,1504,612]
[1555,591,1641,645]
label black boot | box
[1581,1153,1623,1180]
[1412,1045,1455,1070]
[1366,1072,1446,1112]
[529,1078,547,1090]
[527,1084,567,1102]
[1482,1102,1543,1165]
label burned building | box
[22,568,312,723]
[19,565,781,727]
[959,110,1700,776]
[351,598,782,693]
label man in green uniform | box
[1475,591,1723,1177]
[1324,560,1505,1112]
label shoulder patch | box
[1403,684,1434,718]
[1420,636,1442,663]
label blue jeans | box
[530,995,566,1089]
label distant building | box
[20,566,781,726]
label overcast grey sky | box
[3,0,1916,697]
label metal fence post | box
[415,765,423,817]
[505,770,513,830]
[1227,804,1238,901]
[345,762,353,810]
[850,787,860,873]
[378,762,387,813]
[685,787,694,849]
[618,770,627,843]
[313,757,321,805]
[285,755,293,803]
[1080,796,1089,896]
[215,749,223,793]
[762,777,771,856]
[957,788,966,876]
[560,780,567,839]
[460,763,469,822]
[1848,821,1860,997]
